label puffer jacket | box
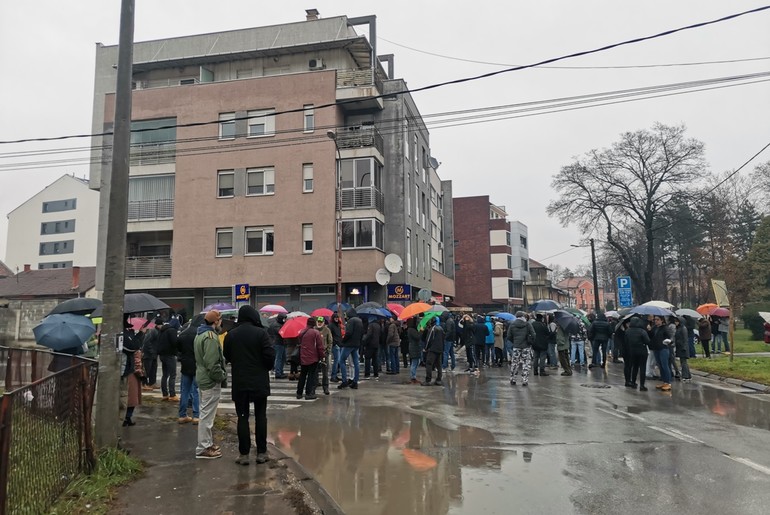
[423,324,445,354]
[506,318,535,349]
[624,317,650,351]
[386,321,401,347]
[588,316,613,343]
[674,322,689,358]
[342,309,364,348]
[531,320,549,351]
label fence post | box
[81,365,96,472]
[0,394,14,515]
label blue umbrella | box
[528,299,561,312]
[355,306,392,318]
[630,305,674,317]
[33,314,96,352]
[494,312,515,321]
[327,302,352,313]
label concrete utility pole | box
[590,238,601,313]
[94,0,135,449]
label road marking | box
[596,407,628,420]
[647,426,703,444]
[725,455,770,476]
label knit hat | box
[204,309,221,324]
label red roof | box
[555,276,593,289]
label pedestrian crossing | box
[142,377,335,413]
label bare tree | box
[547,123,706,302]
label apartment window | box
[421,193,427,228]
[405,172,411,217]
[247,109,275,137]
[302,224,313,253]
[302,164,314,192]
[217,170,235,197]
[521,258,529,271]
[39,240,74,256]
[413,135,418,166]
[423,240,427,279]
[216,229,233,257]
[520,235,528,248]
[41,219,75,235]
[421,146,427,182]
[406,229,412,273]
[39,261,72,269]
[340,219,384,250]
[415,185,420,221]
[245,227,275,255]
[246,168,275,196]
[219,113,236,139]
[506,232,511,246]
[131,118,177,165]
[403,119,409,160]
[303,105,315,132]
[42,199,76,213]
[507,255,513,269]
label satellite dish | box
[375,268,391,286]
[417,288,431,301]
[384,254,403,273]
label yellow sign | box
[711,279,730,307]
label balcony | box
[126,256,172,279]
[337,187,385,212]
[129,142,176,166]
[336,68,384,111]
[336,126,384,156]
[128,199,174,221]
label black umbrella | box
[48,297,103,316]
[552,310,581,334]
[123,293,170,314]
[528,299,561,312]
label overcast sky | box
[1,0,768,272]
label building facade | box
[452,196,529,313]
[5,175,99,272]
[526,259,569,306]
[90,11,454,316]
[555,276,607,311]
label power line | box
[2,4,768,146]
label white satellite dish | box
[384,254,403,273]
[375,268,391,286]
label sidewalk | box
[112,404,343,515]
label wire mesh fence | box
[0,347,97,515]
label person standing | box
[316,316,333,394]
[156,318,179,401]
[531,314,550,376]
[269,313,288,379]
[422,316,445,386]
[472,315,490,370]
[441,313,457,371]
[650,316,672,391]
[121,319,143,427]
[194,310,227,459]
[223,305,275,465]
[697,316,712,358]
[625,317,650,391]
[492,317,505,367]
[177,316,201,424]
[587,313,612,368]
[556,324,572,376]
[363,317,382,379]
[457,315,477,372]
[673,317,692,382]
[140,320,159,391]
[507,311,535,386]
[406,318,422,384]
[328,313,343,382]
[546,314,559,369]
[296,317,325,400]
[386,316,401,374]
[338,308,363,389]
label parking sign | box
[617,276,633,308]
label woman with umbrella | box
[121,316,144,426]
[649,316,673,391]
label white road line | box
[647,425,703,444]
[725,455,770,476]
[596,407,628,420]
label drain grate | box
[579,383,612,389]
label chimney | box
[305,8,319,21]
[23,264,31,272]
[72,266,80,290]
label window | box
[406,229,412,273]
[39,261,72,269]
[415,185,420,221]
[302,224,313,253]
[302,164,314,192]
[303,105,314,132]
[246,168,275,196]
[217,170,234,197]
[506,232,511,246]
[39,240,74,256]
[421,193,427,228]
[245,227,274,255]
[413,135,418,167]
[247,109,275,137]
[421,146,427,181]
[42,199,76,213]
[340,219,384,250]
[41,219,75,235]
[130,118,177,164]
[521,259,529,271]
[219,113,236,139]
[403,119,409,160]
[405,172,411,216]
[520,235,528,248]
[507,255,513,269]
[216,229,233,257]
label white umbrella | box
[759,312,770,324]
[642,300,675,310]
[287,311,309,319]
[675,308,703,319]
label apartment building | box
[452,196,529,313]
[89,10,454,315]
[555,276,607,311]
[5,174,99,272]
[525,259,569,306]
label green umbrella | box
[563,307,590,327]
[418,311,442,330]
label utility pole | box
[326,131,345,324]
[590,238,601,313]
[94,0,135,449]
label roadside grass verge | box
[731,328,769,354]
[690,355,770,385]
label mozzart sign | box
[387,284,412,301]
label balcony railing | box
[126,256,172,279]
[129,142,176,166]
[337,187,385,212]
[337,68,382,90]
[128,199,174,221]
[336,126,384,155]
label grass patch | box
[49,447,143,515]
[690,356,770,385]
[731,329,769,354]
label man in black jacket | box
[156,318,179,401]
[223,305,276,465]
[587,313,613,368]
[338,308,363,389]
[422,317,445,386]
[176,317,201,424]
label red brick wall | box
[452,196,493,306]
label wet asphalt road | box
[267,360,770,515]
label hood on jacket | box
[196,323,217,335]
[596,313,607,321]
[237,305,262,327]
[629,317,646,329]
[511,318,528,329]
[346,308,359,320]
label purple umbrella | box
[202,302,236,312]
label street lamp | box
[326,130,344,322]
[571,239,601,313]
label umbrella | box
[642,300,675,310]
[287,310,310,319]
[199,308,238,318]
[48,297,103,316]
[563,307,590,326]
[386,303,405,316]
[33,314,96,352]
[759,312,770,324]
[494,312,515,321]
[398,302,431,320]
[675,308,703,319]
[696,303,719,316]
[355,305,392,318]
[279,316,310,338]
[710,307,730,318]
[202,302,235,312]
[418,311,442,330]
[630,305,674,317]
[260,304,288,314]
[604,310,620,319]
[127,317,155,331]
[552,310,581,334]
[310,308,334,318]
[124,293,170,314]
[427,304,448,314]
[327,302,352,313]
[528,299,561,311]
[402,448,437,472]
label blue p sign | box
[618,277,630,289]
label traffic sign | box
[616,276,633,308]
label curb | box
[690,369,770,393]
[270,444,345,515]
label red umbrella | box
[127,317,155,331]
[387,303,405,316]
[310,308,333,318]
[279,316,310,338]
[709,307,730,317]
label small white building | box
[5,175,99,271]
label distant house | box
[526,259,569,306]
[555,276,607,312]
[0,266,96,342]
[0,260,12,279]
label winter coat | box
[156,324,179,356]
[648,325,668,351]
[587,316,613,343]
[141,327,159,357]
[484,319,495,345]
[472,320,489,346]
[531,320,549,351]
[342,310,364,348]
[555,326,570,351]
[363,320,382,352]
[458,319,476,348]
[407,326,422,357]
[443,316,457,342]
[328,320,342,346]
[319,325,333,352]
[674,323,689,358]
[625,317,650,352]
[177,321,200,377]
[386,321,401,347]
[222,305,275,396]
[506,318,535,349]
[194,324,227,390]
[493,322,505,349]
[297,326,325,366]
[424,324,446,354]
[698,318,712,340]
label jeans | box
[591,340,608,365]
[474,345,485,368]
[654,348,672,384]
[688,335,697,358]
[410,357,420,380]
[547,343,558,367]
[388,346,400,373]
[713,332,730,352]
[570,339,585,365]
[233,390,267,456]
[504,340,513,362]
[297,362,319,396]
[339,347,360,383]
[178,373,200,418]
[159,355,177,397]
[330,345,341,377]
[196,386,221,455]
[442,341,456,369]
[274,344,287,377]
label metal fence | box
[0,347,98,515]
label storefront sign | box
[234,283,250,301]
[387,284,412,301]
